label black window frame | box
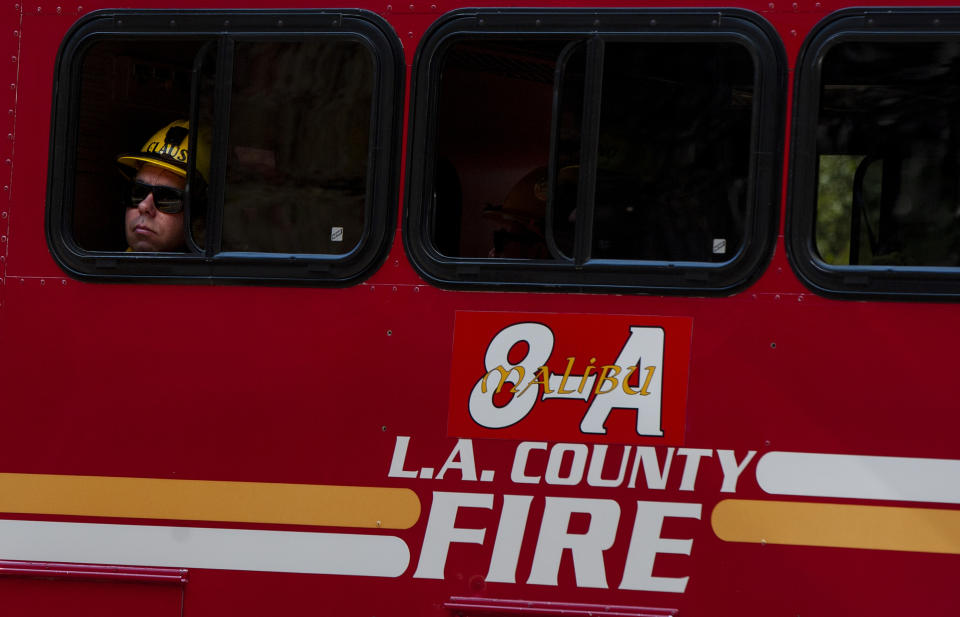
[404,8,786,294]
[787,8,960,300]
[46,9,403,284]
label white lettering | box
[511,442,547,484]
[587,445,632,488]
[387,436,418,479]
[545,443,588,485]
[628,447,675,489]
[579,327,665,436]
[436,439,478,481]
[717,449,757,492]
[468,323,554,429]
[619,500,701,593]
[485,495,533,583]
[677,448,712,491]
[527,497,620,588]
[412,492,493,579]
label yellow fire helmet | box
[116,119,211,183]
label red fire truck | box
[2,0,960,615]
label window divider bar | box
[573,35,604,266]
[185,41,213,257]
[205,36,235,258]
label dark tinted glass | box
[72,39,204,251]
[221,40,374,254]
[432,39,565,259]
[431,38,756,263]
[590,42,754,262]
[816,41,960,267]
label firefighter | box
[116,119,210,252]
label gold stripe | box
[0,474,420,529]
[712,499,960,554]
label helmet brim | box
[116,154,188,178]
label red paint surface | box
[1,1,960,616]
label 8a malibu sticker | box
[449,312,692,445]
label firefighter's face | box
[125,165,186,252]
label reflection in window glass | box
[223,40,373,254]
[816,41,960,267]
[433,39,564,258]
[431,38,755,263]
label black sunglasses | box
[128,180,185,214]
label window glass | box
[411,10,784,293]
[588,42,753,262]
[432,39,565,258]
[815,41,960,267]
[48,11,401,283]
[432,39,754,263]
[72,39,204,252]
[222,40,373,254]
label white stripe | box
[0,520,409,576]
[757,451,960,504]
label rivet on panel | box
[790,29,797,37]
[386,330,392,336]
[392,286,397,292]
[56,5,61,14]
[386,4,392,12]
[35,6,41,14]
[768,2,774,8]
[10,56,15,63]
[12,30,19,38]
[408,4,414,10]
[40,279,45,286]
[61,279,66,286]
[3,186,7,192]
[407,31,413,38]
[1,211,6,217]
[8,83,14,91]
